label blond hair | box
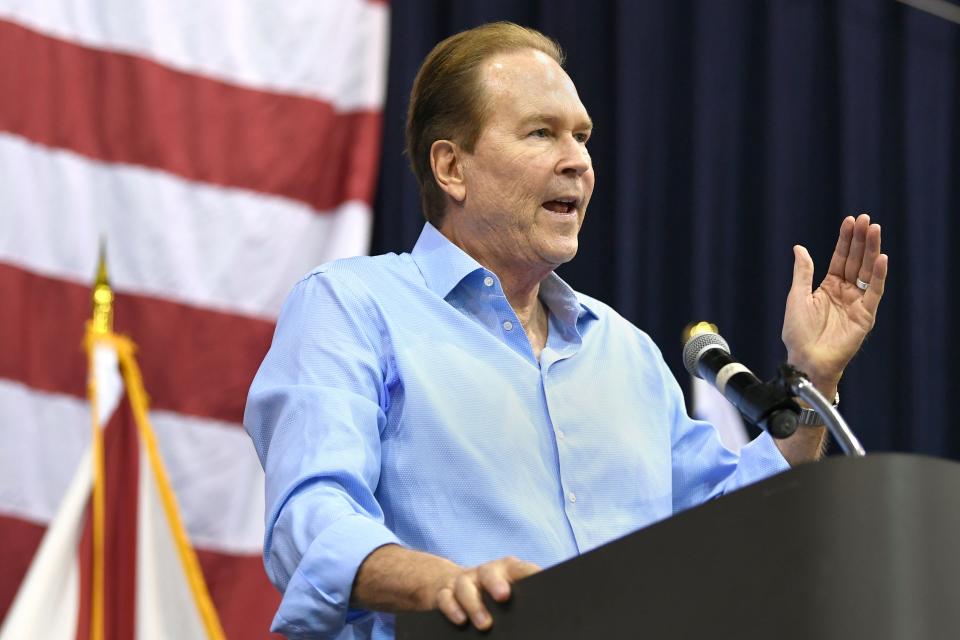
[405,22,565,226]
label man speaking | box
[244,22,887,639]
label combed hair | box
[405,22,565,227]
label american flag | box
[0,1,388,637]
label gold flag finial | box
[91,238,114,334]
[682,320,719,344]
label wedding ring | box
[856,277,869,291]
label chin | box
[541,239,579,266]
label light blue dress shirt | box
[244,223,790,639]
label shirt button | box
[568,491,577,503]
[503,320,513,331]
[557,429,565,440]
[565,305,575,311]
[483,276,494,287]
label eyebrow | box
[520,113,594,131]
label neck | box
[438,220,556,310]
[438,221,552,357]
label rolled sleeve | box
[270,513,401,638]
[659,342,791,513]
[245,268,399,638]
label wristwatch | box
[797,392,840,426]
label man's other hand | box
[352,544,540,631]
[432,555,541,630]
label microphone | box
[682,331,800,439]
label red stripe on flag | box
[194,549,283,639]
[0,19,382,211]
[0,515,281,639]
[0,262,274,425]
[0,516,43,622]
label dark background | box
[371,0,960,459]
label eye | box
[574,132,591,144]
[529,128,550,138]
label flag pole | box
[86,239,226,639]
[87,239,113,640]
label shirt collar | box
[411,222,485,299]
[410,222,598,320]
[539,271,599,326]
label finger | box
[477,562,512,602]
[827,216,856,278]
[789,245,814,301]
[436,586,467,626]
[843,213,871,283]
[454,573,492,630]
[857,223,881,285]
[503,557,541,581]
[862,253,888,316]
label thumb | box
[789,245,814,300]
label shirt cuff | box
[270,513,402,638]
[732,431,791,489]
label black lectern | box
[397,454,960,639]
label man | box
[244,22,887,639]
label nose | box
[556,134,591,177]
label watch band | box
[797,392,840,426]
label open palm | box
[781,214,888,389]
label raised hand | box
[781,213,888,393]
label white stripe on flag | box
[0,133,372,319]
[150,412,265,554]
[0,0,389,109]
[0,381,90,519]
[0,379,265,554]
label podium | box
[397,454,960,639]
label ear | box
[429,139,467,203]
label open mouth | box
[541,199,577,214]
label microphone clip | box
[742,374,801,439]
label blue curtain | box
[371,0,960,459]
